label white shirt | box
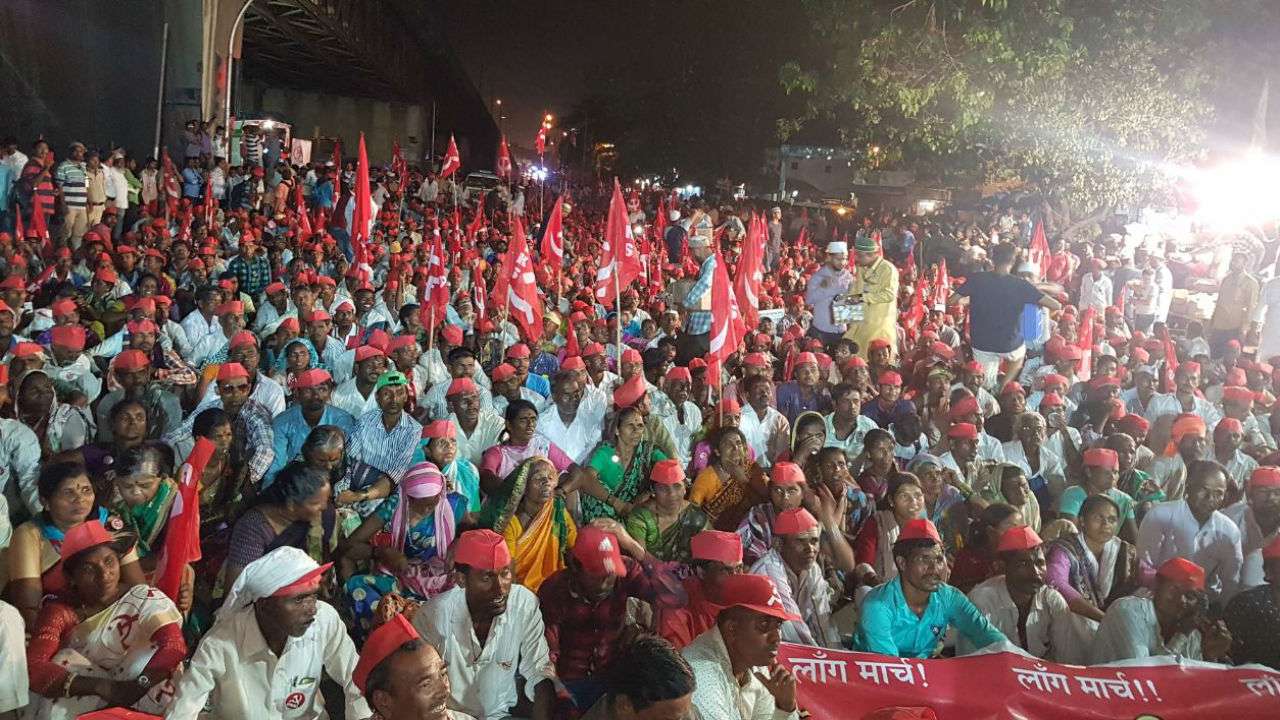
[963,575,1074,661]
[201,373,287,418]
[739,405,788,469]
[180,310,222,355]
[491,387,548,418]
[188,327,229,367]
[683,626,798,720]
[254,300,296,333]
[167,601,370,720]
[976,431,1006,463]
[108,165,130,209]
[1143,392,1223,433]
[1078,273,1113,316]
[1001,440,1067,501]
[413,585,557,720]
[662,400,704,468]
[751,550,841,648]
[452,410,507,467]
[1090,593,1202,664]
[0,600,26,713]
[330,378,374,419]
[1137,500,1244,601]
[823,413,879,460]
[425,382,495,422]
[1224,501,1280,590]
[0,418,43,515]
[538,402,605,465]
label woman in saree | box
[949,503,1025,593]
[777,411,826,477]
[625,459,709,564]
[5,462,145,626]
[852,473,925,589]
[689,426,767,532]
[577,406,667,523]
[688,397,756,475]
[109,443,178,560]
[26,520,187,720]
[15,368,95,460]
[221,461,338,593]
[413,419,482,512]
[479,399,576,496]
[478,455,577,591]
[1045,494,1145,665]
[341,461,468,638]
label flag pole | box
[428,306,436,354]
[613,254,623,369]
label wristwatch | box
[135,673,152,691]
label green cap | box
[853,234,878,253]
[374,371,409,393]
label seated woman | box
[414,419,482,512]
[577,406,667,523]
[949,502,1025,593]
[58,399,149,501]
[1045,494,1145,665]
[777,411,827,476]
[26,520,187,719]
[15,368,95,460]
[852,473,926,588]
[341,461,467,637]
[625,459,709,564]
[854,428,900,508]
[813,446,874,541]
[687,397,756,475]
[479,399,576,496]
[5,462,144,626]
[478,455,577,591]
[689,426,767,532]
[110,443,178,560]
[221,462,338,593]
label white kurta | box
[963,575,1075,662]
[1136,500,1244,601]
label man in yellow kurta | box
[845,234,899,359]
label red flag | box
[1077,308,1096,381]
[466,193,486,245]
[594,179,644,304]
[734,213,765,330]
[903,278,927,338]
[154,437,214,603]
[424,228,450,325]
[330,140,342,209]
[902,241,916,280]
[295,181,313,239]
[471,261,488,321]
[1159,324,1179,392]
[931,258,951,312]
[440,134,461,180]
[14,201,25,244]
[1028,220,1049,280]
[496,136,512,180]
[392,140,407,183]
[29,189,50,249]
[535,126,547,156]
[351,133,373,265]
[160,149,180,216]
[541,195,565,289]
[492,215,543,342]
[708,250,744,386]
[796,225,809,250]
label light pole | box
[223,0,255,157]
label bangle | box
[62,672,77,698]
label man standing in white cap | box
[677,224,716,365]
[804,241,853,347]
[167,547,369,719]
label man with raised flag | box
[855,518,1007,658]
[167,546,369,720]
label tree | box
[781,0,1225,237]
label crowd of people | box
[0,125,1275,720]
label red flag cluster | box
[497,136,512,180]
[594,179,644,304]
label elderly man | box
[200,330,287,416]
[1091,557,1233,664]
[267,369,356,484]
[1138,459,1243,603]
[750,506,855,648]
[414,529,557,720]
[1225,467,1280,590]
[854,519,1006,658]
[345,371,423,507]
[682,574,799,720]
[1001,412,1067,512]
[167,547,369,719]
[963,526,1075,661]
[447,378,507,467]
[538,369,605,464]
[353,614,470,720]
[804,241,853,347]
[659,530,746,649]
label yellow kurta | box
[845,257,899,358]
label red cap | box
[447,377,478,396]
[718,397,741,414]
[441,325,464,345]
[353,613,420,694]
[265,281,287,295]
[868,338,891,352]
[572,526,626,577]
[1054,345,1082,362]
[1115,414,1150,436]
[1041,373,1068,388]
[49,325,86,351]
[878,370,902,387]
[353,346,386,363]
[271,562,334,598]
[844,355,868,368]
[1223,386,1256,404]
[215,300,244,316]
[58,521,125,575]
[962,360,983,374]
[290,368,333,389]
[453,529,511,570]
[665,366,691,383]
[51,299,77,317]
[772,508,819,535]
[562,356,585,372]
[388,335,418,353]
[1263,534,1280,560]
[228,330,257,350]
[770,461,805,486]
[1156,557,1206,591]
[94,268,118,284]
[1249,467,1280,489]
[688,357,708,369]
[505,343,531,359]
[897,518,943,544]
[613,373,646,408]
[621,348,642,364]
[411,420,454,441]
[1000,381,1025,397]
[743,352,770,368]
[691,530,743,564]
[714,574,800,621]
[582,342,605,358]
[273,314,298,333]
[305,309,332,323]
[491,363,517,382]
[651,459,685,486]
[217,362,249,383]
[948,395,980,420]
[1083,448,1119,470]
[1039,392,1064,408]
[996,525,1043,553]
[794,351,817,367]
[947,422,978,441]
[12,342,43,358]
[112,349,150,371]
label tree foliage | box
[781,0,1226,235]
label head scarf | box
[274,336,319,373]
[1164,415,1206,456]
[218,546,322,621]
[392,462,455,555]
[790,411,826,455]
[477,455,569,548]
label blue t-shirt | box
[854,576,1006,658]
[955,271,1044,354]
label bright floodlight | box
[1181,151,1280,230]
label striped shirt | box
[683,254,716,335]
[54,160,87,208]
[347,408,423,482]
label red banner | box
[779,643,1280,719]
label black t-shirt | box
[956,271,1044,353]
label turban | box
[218,547,332,621]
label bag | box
[832,300,865,324]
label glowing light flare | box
[1174,152,1280,230]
